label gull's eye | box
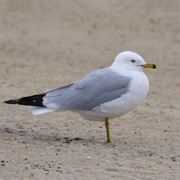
[131,60,136,63]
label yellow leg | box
[105,118,111,143]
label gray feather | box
[43,68,131,110]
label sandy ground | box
[0,0,179,179]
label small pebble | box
[43,168,49,172]
[1,160,5,166]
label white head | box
[111,51,146,71]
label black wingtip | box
[4,94,46,106]
[4,99,19,104]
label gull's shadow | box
[0,127,110,145]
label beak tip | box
[153,64,157,69]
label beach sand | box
[0,1,179,179]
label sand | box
[0,0,179,179]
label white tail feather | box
[30,106,55,115]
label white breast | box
[80,71,149,121]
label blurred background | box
[0,1,179,179]
[0,0,179,105]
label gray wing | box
[43,68,131,110]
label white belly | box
[80,71,149,121]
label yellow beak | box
[142,63,157,69]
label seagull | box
[4,51,157,143]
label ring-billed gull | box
[4,51,157,143]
